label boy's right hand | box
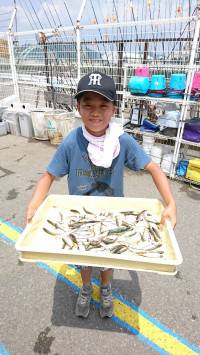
[26,205,38,225]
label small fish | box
[120,210,139,216]
[70,209,80,214]
[102,235,118,244]
[136,251,164,258]
[61,234,74,249]
[44,206,164,258]
[83,207,95,215]
[115,214,123,227]
[108,226,130,235]
[59,211,64,223]
[86,243,103,251]
[47,219,66,232]
[89,239,102,247]
[129,242,162,252]
[43,227,57,236]
[110,244,128,254]
[136,210,146,219]
[151,225,162,241]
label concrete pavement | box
[0,134,200,355]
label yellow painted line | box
[0,220,199,355]
[0,222,21,242]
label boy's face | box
[77,92,116,136]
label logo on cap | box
[88,73,102,86]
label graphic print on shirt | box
[76,154,114,196]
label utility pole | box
[13,0,17,33]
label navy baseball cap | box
[74,71,117,102]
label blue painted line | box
[112,316,169,355]
[0,218,23,234]
[0,232,15,246]
[35,262,187,355]
[37,262,166,354]
[0,343,10,355]
[68,265,200,354]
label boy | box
[26,71,176,319]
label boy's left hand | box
[161,202,177,229]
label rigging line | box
[125,0,127,57]
[112,0,124,82]
[49,0,71,42]
[170,0,176,63]
[147,2,157,61]
[90,0,111,70]
[96,0,115,64]
[44,0,57,27]
[166,7,196,60]
[112,0,123,41]
[153,0,158,62]
[63,1,81,86]
[64,1,74,27]
[49,0,62,27]
[38,0,54,28]
[188,0,192,50]
[130,1,142,55]
[18,0,34,30]
[27,0,43,29]
[156,0,161,59]
[18,0,37,30]
[163,0,168,61]
[23,0,40,29]
[140,0,144,51]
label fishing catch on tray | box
[42,207,165,258]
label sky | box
[0,0,197,33]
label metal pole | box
[121,64,128,125]
[116,41,124,115]
[76,28,81,80]
[7,9,19,98]
[76,0,87,80]
[77,0,87,23]
[171,13,200,178]
[11,16,196,37]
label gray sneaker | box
[99,284,113,318]
[75,285,92,318]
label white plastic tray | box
[15,195,183,275]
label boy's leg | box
[80,267,93,286]
[99,269,113,318]
[75,267,93,318]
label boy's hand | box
[161,202,177,228]
[26,205,38,225]
[25,172,55,226]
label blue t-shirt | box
[47,127,151,197]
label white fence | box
[0,11,200,180]
[1,14,199,110]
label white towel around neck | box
[82,122,124,168]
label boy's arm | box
[145,161,177,228]
[26,171,55,224]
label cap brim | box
[74,89,115,101]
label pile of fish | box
[43,207,165,258]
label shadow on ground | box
[51,265,142,334]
